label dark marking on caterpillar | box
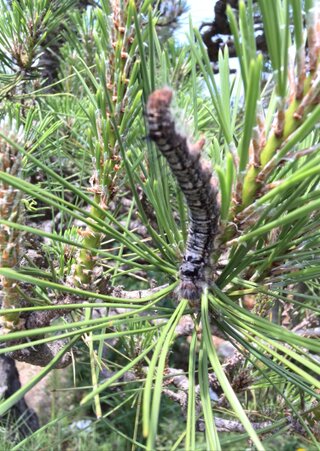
[146,87,220,305]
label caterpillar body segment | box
[147,88,220,304]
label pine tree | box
[0,1,320,449]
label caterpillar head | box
[179,280,202,308]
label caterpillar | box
[146,87,220,304]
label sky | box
[175,0,217,43]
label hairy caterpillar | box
[147,88,220,304]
